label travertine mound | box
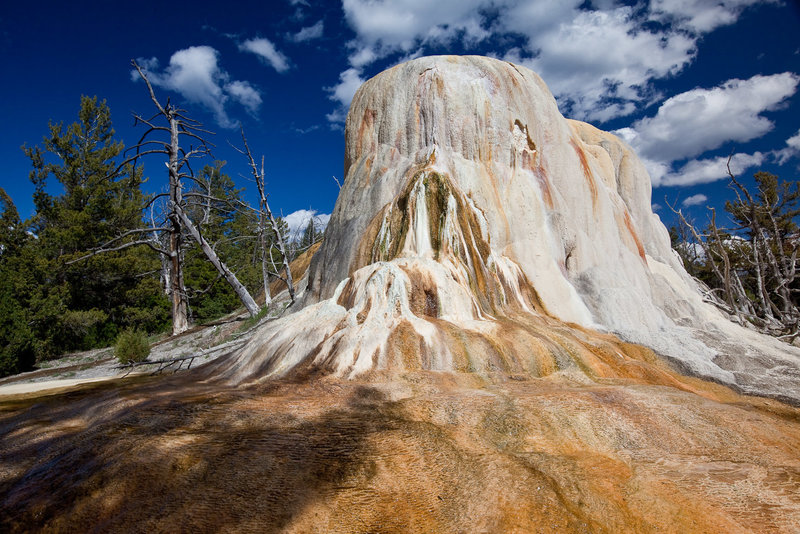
[218,56,800,402]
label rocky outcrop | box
[217,56,800,403]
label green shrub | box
[114,329,151,364]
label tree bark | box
[260,221,272,307]
[176,205,260,317]
[167,108,190,335]
[239,131,295,303]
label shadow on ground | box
[2,368,800,533]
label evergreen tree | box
[0,189,35,376]
[672,169,799,337]
[0,188,26,256]
[300,217,318,249]
[20,96,169,361]
[183,162,261,322]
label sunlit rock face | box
[219,56,800,402]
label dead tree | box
[669,157,799,340]
[70,60,260,334]
[130,60,259,320]
[725,161,798,327]
[233,128,296,304]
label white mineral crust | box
[218,56,800,403]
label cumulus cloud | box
[775,129,800,164]
[615,72,798,187]
[326,68,365,107]
[240,38,290,72]
[788,130,800,150]
[650,0,774,33]
[328,0,774,124]
[348,46,377,68]
[656,152,766,187]
[290,20,324,42]
[224,80,262,115]
[681,193,708,208]
[284,209,331,241]
[342,0,489,57]
[618,73,799,163]
[132,46,262,128]
[325,68,366,124]
[503,5,695,121]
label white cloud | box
[650,0,774,33]
[615,72,799,187]
[240,38,290,72]
[330,0,778,125]
[132,46,262,128]
[326,68,366,107]
[657,152,766,187]
[348,46,377,68]
[681,193,708,208]
[504,5,696,121]
[620,73,799,163]
[775,129,800,164]
[283,209,331,241]
[290,20,324,42]
[132,56,159,73]
[325,68,367,124]
[788,130,800,150]
[224,80,262,115]
[293,124,320,135]
[342,0,489,55]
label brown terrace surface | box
[2,361,800,533]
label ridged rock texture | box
[217,55,800,404]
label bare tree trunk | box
[175,205,260,317]
[260,221,272,307]
[238,130,295,303]
[167,112,190,335]
[150,206,171,298]
[751,236,774,321]
[708,209,744,324]
[727,160,797,328]
[264,200,295,303]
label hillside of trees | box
[0,95,324,378]
[670,166,799,341]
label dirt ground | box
[2,364,799,533]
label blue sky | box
[1,0,799,234]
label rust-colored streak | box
[352,203,392,274]
[362,156,374,186]
[269,241,322,296]
[622,210,647,262]
[356,108,377,161]
[336,277,357,310]
[570,138,598,210]
[479,101,493,165]
[535,164,554,210]
[514,119,537,151]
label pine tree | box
[183,162,260,322]
[0,189,36,376]
[300,217,317,249]
[20,96,169,361]
[672,167,799,338]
